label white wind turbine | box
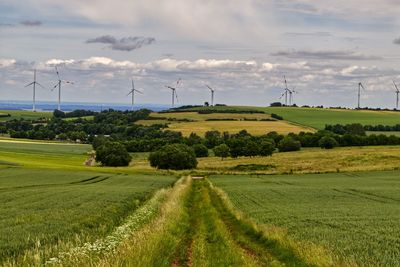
[393,81,399,110]
[165,78,181,108]
[357,82,365,109]
[25,69,45,112]
[127,79,143,111]
[206,84,215,106]
[52,66,74,111]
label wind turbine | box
[288,87,298,106]
[127,79,143,111]
[165,78,181,108]
[206,84,215,106]
[357,82,365,109]
[52,66,74,111]
[279,75,292,106]
[393,81,400,110]
[25,69,45,112]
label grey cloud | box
[20,20,42,26]
[86,35,155,51]
[271,50,381,61]
[284,32,332,37]
[393,37,400,45]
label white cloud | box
[0,59,16,68]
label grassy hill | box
[262,107,400,130]
[0,110,51,121]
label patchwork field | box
[136,111,313,136]
[211,171,400,266]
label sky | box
[1,0,400,108]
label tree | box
[192,144,209,157]
[277,136,301,152]
[149,144,197,170]
[95,142,132,166]
[259,140,275,156]
[53,109,66,118]
[319,136,338,149]
[345,123,365,136]
[213,144,230,160]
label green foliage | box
[259,140,275,156]
[278,136,301,152]
[149,144,197,170]
[271,113,283,120]
[192,144,209,158]
[319,136,339,149]
[53,109,66,118]
[213,144,230,159]
[96,142,132,166]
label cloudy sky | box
[1,0,400,108]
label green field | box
[211,171,400,266]
[262,107,400,130]
[0,139,176,264]
[0,110,52,121]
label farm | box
[1,107,400,266]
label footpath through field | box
[46,176,335,266]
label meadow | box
[211,171,400,266]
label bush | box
[213,144,230,160]
[319,136,339,149]
[277,136,301,152]
[192,144,209,157]
[53,109,66,118]
[271,113,283,120]
[95,142,132,166]
[149,144,197,170]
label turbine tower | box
[127,79,143,111]
[393,81,400,110]
[357,82,365,109]
[52,66,74,111]
[165,78,181,108]
[206,85,215,106]
[288,87,298,106]
[25,69,45,112]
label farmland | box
[0,139,176,264]
[0,110,51,122]
[262,107,400,130]
[136,111,313,136]
[211,171,400,266]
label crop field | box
[366,131,400,136]
[0,139,176,264]
[198,146,400,174]
[165,120,312,136]
[262,107,400,129]
[149,111,274,121]
[0,110,51,121]
[211,171,400,266]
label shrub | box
[149,144,197,170]
[213,144,230,160]
[278,136,301,152]
[192,144,209,158]
[271,113,283,120]
[96,142,132,166]
[53,109,66,118]
[319,136,339,149]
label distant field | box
[198,146,400,174]
[137,111,313,136]
[367,131,400,136]
[166,120,312,136]
[0,110,51,121]
[261,107,400,129]
[212,171,400,266]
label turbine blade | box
[55,66,60,80]
[36,82,45,89]
[25,82,34,87]
[127,90,133,96]
[134,89,143,94]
